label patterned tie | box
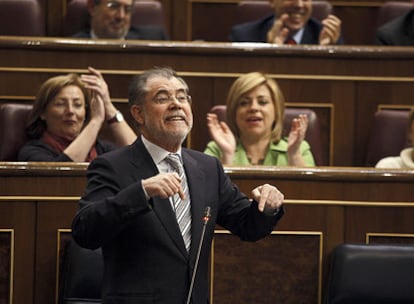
[165,153,192,252]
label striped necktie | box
[165,153,192,252]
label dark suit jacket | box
[376,9,414,45]
[230,14,344,44]
[72,137,283,304]
[73,25,168,40]
[17,139,114,162]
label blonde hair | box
[226,72,285,142]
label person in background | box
[375,109,414,168]
[376,8,414,45]
[204,72,315,166]
[73,0,168,40]
[71,66,284,304]
[230,0,343,45]
[18,67,136,162]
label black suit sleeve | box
[72,156,151,249]
[211,156,284,241]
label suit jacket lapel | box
[152,196,189,258]
[129,139,189,259]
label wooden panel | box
[345,207,414,243]
[1,164,414,304]
[0,230,13,304]
[330,5,380,45]
[190,2,237,41]
[0,174,86,197]
[0,200,35,304]
[367,233,414,244]
[36,200,78,304]
[212,231,322,304]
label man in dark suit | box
[376,9,414,46]
[71,67,285,304]
[74,0,167,40]
[231,0,343,45]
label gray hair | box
[128,67,189,106]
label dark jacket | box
[17,139,115,162]
[73,26,168,40]
[230,14,344,44]
[72,137,284,304]
[376,9,414,45]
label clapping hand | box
[319,14,341,45]
[206,113,237,164]
[81,67,115,121]
[287,114,308,165]
[267,13,290,44]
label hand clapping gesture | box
[206,113,237,165]
[287,114,308,166]
[267,13,341,45]
[81,66,137,146]
[319,14,342,45]
[267,13,291,44]
[81,66,116,122]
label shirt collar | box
[141,135,182,166]
[291,27,305,44]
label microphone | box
[202,206,211,224]
[186,206,211,304]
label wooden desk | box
[1,38,414,166]
[1,162,413,304]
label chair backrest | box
[62,0,166,36]
[209,105,324,165]
[0,0,45,36]
[235,0,333,25]
[365,109,410,167]
[376,1,414,27]
[0,103,33,161]
[325,243,414,304]
[59,240,103,304]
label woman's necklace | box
[242,138,269,165]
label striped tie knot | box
[165,153,183,175]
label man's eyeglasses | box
[105,1,133,14]
[152,93,192,105]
